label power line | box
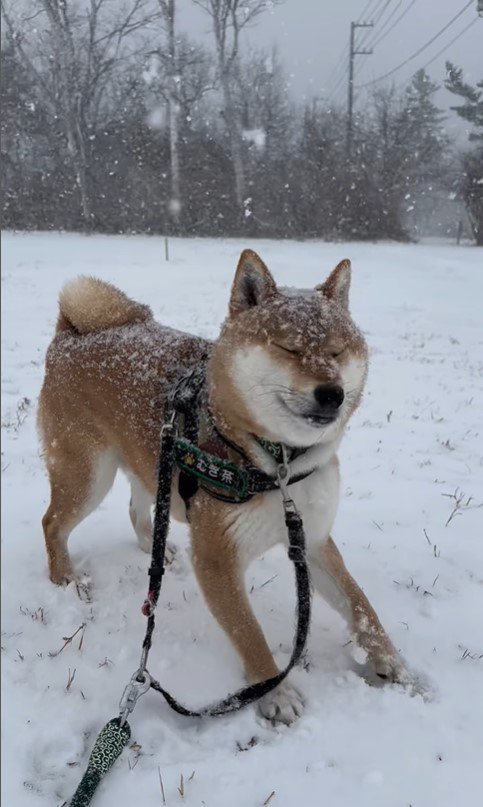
[369,0,417,50]
[356,0,417,83]
[325,0,383,98]
[347,21,374,154]
[368,0,392,21]
[420,16,478,71]
[329,1,394,101]
[328,71,348,103]
[369,0,404,41]
[356,0,475,88]
[357,0,383,23]
[332,3,478,103]
[388,16,478,92]
[357,0,396,50]
[326,46,349,88]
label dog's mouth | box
[279,396,339,429]
[303,412,337,427]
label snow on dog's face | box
[211,250,368,447]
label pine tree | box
[445,63,483,140]
[445,62,483,245]
[354,70,447,241]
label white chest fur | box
[225,460,340,570]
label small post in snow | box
[456,220,463,246]
[164,236,169,262]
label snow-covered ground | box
[2,232,482,807]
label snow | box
[2,232,483,807]
[242,129,267,149]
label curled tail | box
[57,276,152,334]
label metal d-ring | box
[119,670,152,726]
[276,445,299,517]
[276,445,291,502]
[161,409,177,436]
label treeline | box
[1,1,482,243]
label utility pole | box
[347,21,373,158]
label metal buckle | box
[276,444,291,499]
[161,409,177,436]
[276,445,298,515]
[119,670,152,726]
[170,366,204,410]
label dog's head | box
[210,250,369,447]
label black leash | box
[69,369,312,805]
[150,500,309,716]
[139,375,312,716]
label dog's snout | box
[313,384,344,412]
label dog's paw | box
[384,663,436,701]
[50,568,92,602]
[137,536,152,554]
[73,574,92,603]
[362,651,435,701]
[164,541,177,565]
[258,682,304,726]
[404,668,436,701]
[372,650,406,684]
[138,537,177,566]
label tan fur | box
[190,492,280,684]
[57,276,151,334]
[38,250,405,723]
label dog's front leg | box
[309,536,405,682]
[190,502,304,724]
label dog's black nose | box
[313,384,345,412]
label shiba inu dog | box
[38,249,409,724]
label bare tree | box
[170,38,216,130]
[192,0,279,217]
[147,36,216,129]
[238,48,293,159]
[1,0,161,225]
[147,5,216,229]
[154,1,182,227]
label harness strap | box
[210,417,308,473]
[173,367,315,507]
[176,437,314,505]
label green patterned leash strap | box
[69,671,151,806]
[70,718,131,807]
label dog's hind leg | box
[129,477,154,554]
[42,440,117,588]
[129,476,177,562]
[309,537,404,681]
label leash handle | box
[69,719,131,807]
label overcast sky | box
[178,0,482,137]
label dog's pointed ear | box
[229,249,277,318]
[317,259,351,309]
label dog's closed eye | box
[273,343,300,356]
[329,346,346,359]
